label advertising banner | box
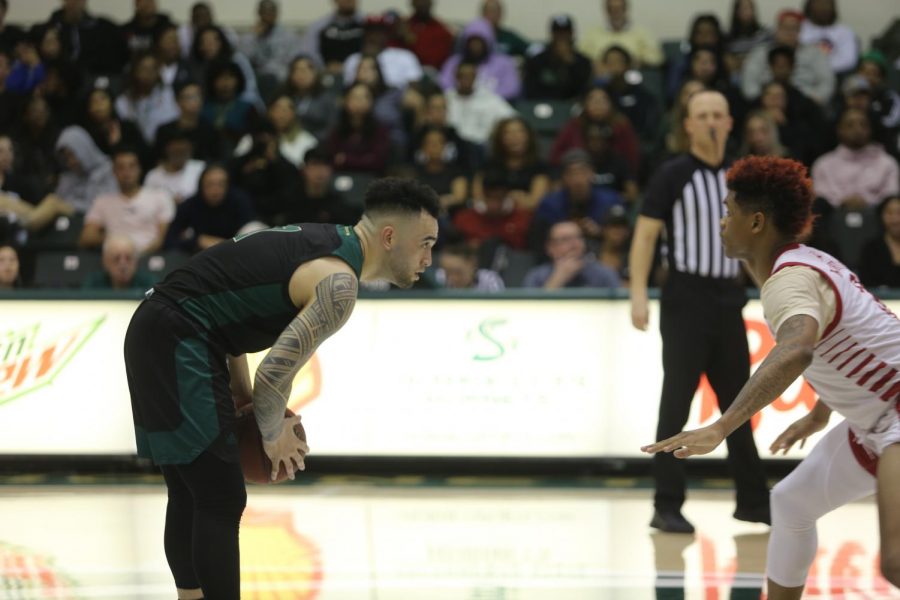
[1,297,895,459]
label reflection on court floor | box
[0,482,895,599]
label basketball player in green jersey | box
[124,178,439,599]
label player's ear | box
[751,211,765,233]
[380,225,395,250]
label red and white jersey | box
[770,244,900,432]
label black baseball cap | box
[551,14,574,32]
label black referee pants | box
[653,273,769,513]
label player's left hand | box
[641,423,726,458]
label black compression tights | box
[160,452,247,600]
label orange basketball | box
[236,406,306,484]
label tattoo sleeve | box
[253,272,358,441]
[718,314,819,436]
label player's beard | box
[389,252,416,289]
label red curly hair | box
[726,156,814,239]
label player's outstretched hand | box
[769,413,827,455]
[641,423,726,458]
[262,415,309,481]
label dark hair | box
[191,25,233,63]
[337,82,378,140]
[126,52,161,91]
[303,146,331,165]
[174,79,202,98]
[205,59,247,99]
[602,44,632,64]
[363,177,439,219]
[489,116,539,166]
[353,55,388,97]
[729,0,761,38]
[767,45,796,66]
[803,0,837,26]
[481,167,509,193]
[689,44,727,86]
[688,14,724,52]
[726,156,813,238]
[199,162,229,187]
[876,194,900,230]
[0,0,8,11]
[283,55,324,97]
[111,145,142,163]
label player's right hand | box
[631,297,649,331]
[262,415,309,481]
[769,413,828,455]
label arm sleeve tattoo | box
[253,272,358,441]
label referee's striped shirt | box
[641,154,740,279]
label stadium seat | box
[33,250,101,289]
[515,99,579,137]
[828,207,879,272]
[25,213,84,253]
[139,250,190,282]
[332,172,376,212]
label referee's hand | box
[631,296,649,331]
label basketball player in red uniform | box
[642,156,900,598]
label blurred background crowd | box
[0,0,898,293]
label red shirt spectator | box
[452,178,531,249]
[400,0,455,69]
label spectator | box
[755,79,824,165]
[351,55,408,152]
[800,0,858,75]
[667,14,725,101]
[114,53,180,145]
[241,95,318,169]
[859,195,900,288]
[812,108,899,210]
[201,60,260,152]
[165,164,255,254]
[599,45,661,147]
[267,147,358,226]
[120,0,174,57]
[856,50,900,150]
[239,0,299,83]
[326,82,391,173]
[190,25,263,110]
[530,149,623,248]
[6,40,46,96]
[55,126,118,214]
[83,88,147,164]
[398,0,454,70]
[445,62,515,147]
[579,0,662,68]
[82,234,156,290]
[480,0,530,58]
[725,0,771,72]
[0,244,21,289]
[35,22,64,65]
[440,18,521,101]
[299,0,364,75]
[550,85,640,175]
[11,95,60,189]
[35,0,128,76]
[343,14,423,91]
[228,124,298,223]
[0,134,71,233]
[741,10,834,105]
[33,59,81,126]
[523,220,620,289]
[282,55,338,143]
[156,81,225,162]
[739,109,789,158]
[658,79,707,159]
[80,148,174,254]
[409,92,473,169]
[452,174,531,250]
[475,117,550,211]
[582,122,639,204]
[415,127,469,216]
[155,24,197,90]
[145,131,205,205]
[0,50,21,132]
[683,45,746,124]
[597,205,630,284]
[0,0,25,55]
[436,244,504,290]
[524,15,592,101]
[178,2,239,60]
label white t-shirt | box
[85,188,175,254]
[144,160,205,204]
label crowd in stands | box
[0,0,899,292]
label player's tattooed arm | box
[717,314,819,436]
[253,272,358,441]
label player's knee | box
[770,479,814,528]
[880,552,900,588]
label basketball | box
[236,405,306,484]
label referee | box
[628,90,770,533]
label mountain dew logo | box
[0,316,105,406]
[0,541,77,597]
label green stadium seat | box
[33,250,101,289]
